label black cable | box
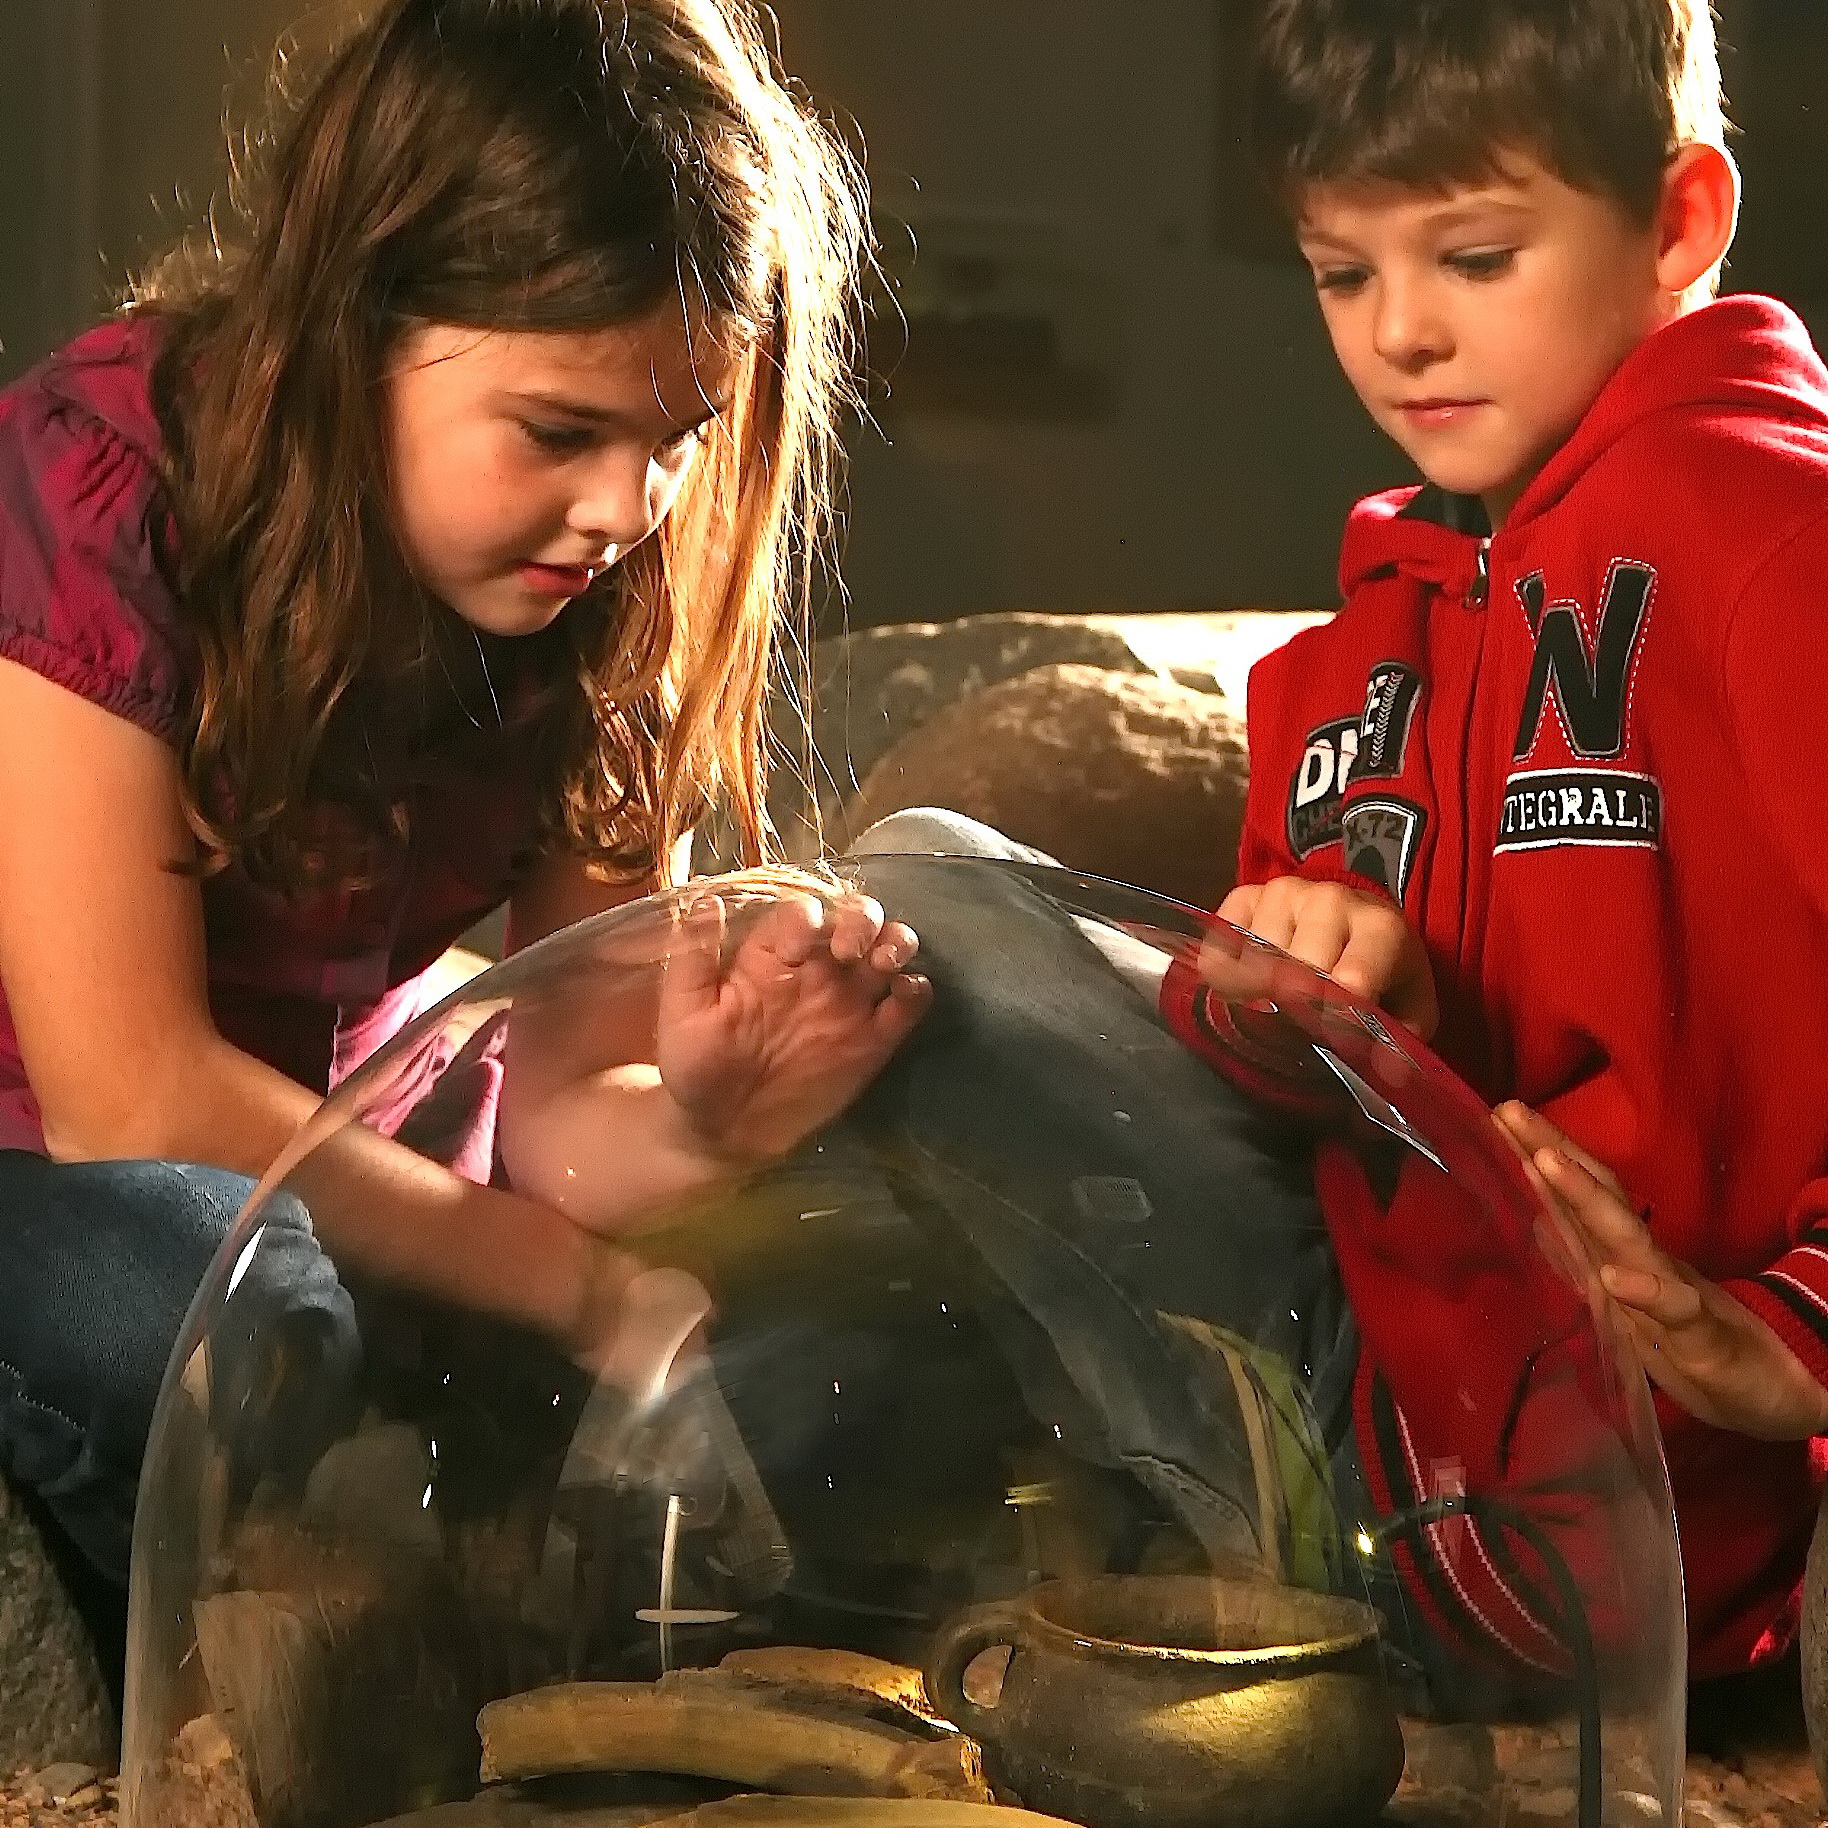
[1371,1494,1603,1828]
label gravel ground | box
[3,1751,1817,1828]
[0,1763,116,1827]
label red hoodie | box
[1221,296,1828,1678]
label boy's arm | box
[1234,634,1348,889]
[1498,1105,1828,1440]
[1165,637,1437,1056]
[1723,1190,1828,1414]
[1713,516,1828,1400]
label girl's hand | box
[1495,1102,1828,1441]
[1215,876,1439,1039]
[656,890,930,1165]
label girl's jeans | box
[0,1155,348,1587]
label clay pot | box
[924,1574,1403,1828]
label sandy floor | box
[2,1749,1818,1828]
[6,1657,1822,1827]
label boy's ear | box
[1654,142,1741,298]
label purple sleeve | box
[0,340,189,743]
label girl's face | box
[385,308,738,636]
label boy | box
[1217,0,1828,1679]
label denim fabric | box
[846,839,1355,1545]
[0,1153,353,1586]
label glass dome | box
[122,857,1685,1828]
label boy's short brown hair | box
[1248,0,1725,223]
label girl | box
[0,0,926,1598]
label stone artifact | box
[476,1668,989,1801]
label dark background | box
[4,0,1824,625]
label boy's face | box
[1296,152,1670,525]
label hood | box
[1338,485,1489,604]
[1338,294,1828,601]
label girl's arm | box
[0,660,922,1367]
[498,844,725,1226]
[0,662,700,1367]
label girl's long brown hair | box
[135,0,866,893]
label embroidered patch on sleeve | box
[1342,797,1427,900]
[1495,768,1663,853]
[1355,661,1424,779]
[1287,716,1360,858]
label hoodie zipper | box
[1451,533,1496,1081]
[1464,536,1492,609]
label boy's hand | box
[1215,876,1439,1039]
[1496,1102,1828,1441]
[657,890,930,1165]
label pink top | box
[0,317,551,1159]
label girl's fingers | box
[866,920,919,975]
[748,894,822,970]
[661,895,726,1018]
[872,971,932,1041]
[826,894,886,964]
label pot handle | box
[924,1600,1024,1745]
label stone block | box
[839,661,1251,913]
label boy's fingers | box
[1328,911,1412,1004]
[1491,1106,1535,1165]
[1194,930,1277,1005]
[1598,1262,1705,1328]
[1495,1100,1558,1153]
[1240,876,1313,955]
[1385,969,1440,1040]
[1535,1147,1663,1269]
[1597,1262,1665,1311]
[1499,1102,1628,1199]
[1285,895,1353,978]
[1216,883,1262,929]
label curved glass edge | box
[122,857,1687,1828]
